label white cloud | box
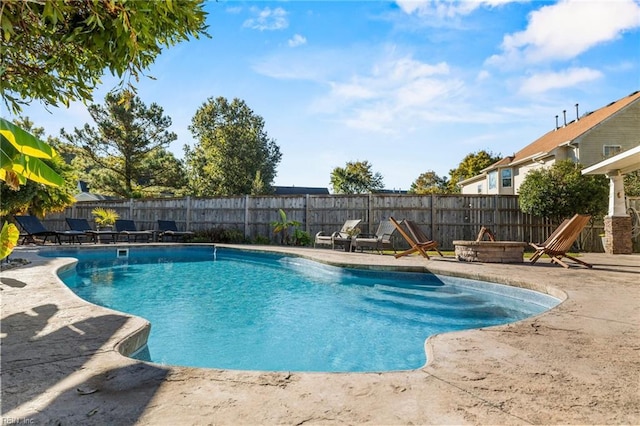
[490,0,640,65]
[315,54,468,132]
[518,67,603,95]
[225,6,242,14]
[395,0,519,19]
[476,70,491,81]
[243,7,289,31]
[288,34,307,47]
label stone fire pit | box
[453,240,529,263]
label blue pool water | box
[49,247,560,372]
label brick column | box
[603,216,632,254]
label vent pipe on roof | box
[563,110,567,127]
[555,115,559,130]
[575,103,579,121]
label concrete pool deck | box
[1,244,638,425]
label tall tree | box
[625,170,640,197]
[1,0,209,114]
[186,97,282,196]
[0,0,208,259]
[330,161,384,194]
[62,91,186,198]
[409,171,449,194]
[518,160,608,224]
[448,150,502,192]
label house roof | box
[273,186,330,195]
[493,90,640,169]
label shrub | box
[192,227,248,243]
[253,235,271,245]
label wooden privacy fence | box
[39,194,639,252]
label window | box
[477,184,483,194]
[501,169,512,188]
[488,171,497,189]
[603,145,622,158]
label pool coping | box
[2,243,639,425]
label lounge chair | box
[66,218,119,243]
[314,219,362,251]
[529,214,592,268]
[353,219,396,254]
[157,220,194,242]
[115,219,154,243]
[389,217,442,259]
[14,215,84,245]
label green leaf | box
[0,221,20,260]
[1,135,64,187]
[0,118,58,159]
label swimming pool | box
[49,246,560,372]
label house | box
[459,90,640,195]
[74,181,120,201]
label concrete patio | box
[1,244,638,425]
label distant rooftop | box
[273,186,330,195]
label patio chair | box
[389,217,442,259]
[66,217,119,244]
[115,219,154,243]
[529,214,592,268]
[353,219,396,254]
[14,215,84,245]
[157,220,194,242]
[314,219,362,251]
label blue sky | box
[12,0,640,191]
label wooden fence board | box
[36,195,640,252]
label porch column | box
[607,172,626,216]
[603,171,632,254]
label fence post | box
[244,194,250,239]
[431,194,436,240]
[129,199,133,218]
[305,194,310,234]
[186,196,191,230]
[494,194,500,235]
[368,193,374,233]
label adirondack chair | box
[529,214,592,268]
[389,217,442,259]
[353,219,397,254]
[314,219,362,251]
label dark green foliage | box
[330,161,384,194]
[518,160,608,224]
[292,229,312,246]
[62,91,187,198]
[409,170,449,194]
[186,97,282,196]
[625,170,640,197]
[1,0,209,114]
[191,227,248,244]
[252,235,272,245]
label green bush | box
[253,235,271,245]
[192,227,248,244]
[293,229,311,246]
